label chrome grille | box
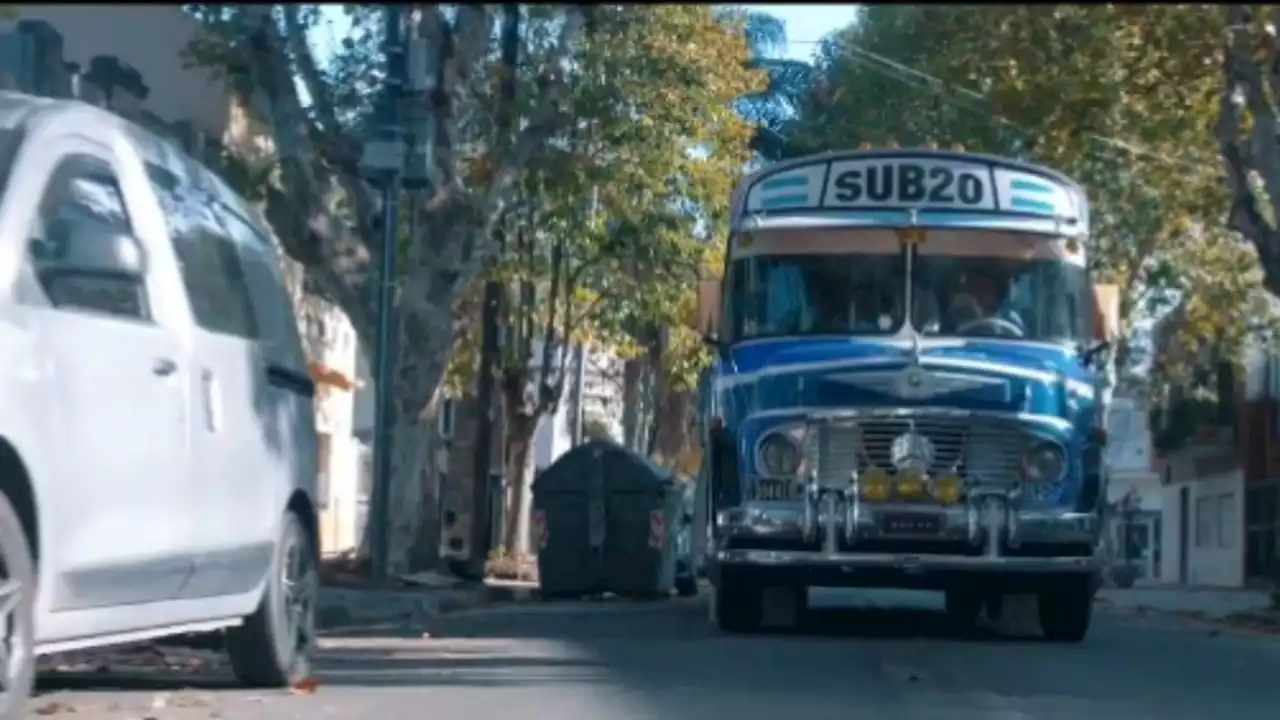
[810,414,1036,488]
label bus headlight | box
[1022,442,1066,484]
[757,432,802,476]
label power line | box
[777,38,1209,170]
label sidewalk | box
[1097,585,1277,622]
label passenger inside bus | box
[950,269,1026,335]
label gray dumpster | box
[531,442,608,597]
[600,447,683,597]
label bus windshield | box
[724,228,1091,347]
[913,231,1090,345]
[727,229,905,341]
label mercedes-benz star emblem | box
[890,431,935,473]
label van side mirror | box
[34,217,147,279]
[32,217,148,314]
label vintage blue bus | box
[694,148,1116,641]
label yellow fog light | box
[933,473,964,505]
[860,468,891,501]
[896,471,926,499]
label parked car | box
[0,92,320,717]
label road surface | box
[29,589,1280,719]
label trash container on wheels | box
[600,447,683,597]
[530,442,608,597]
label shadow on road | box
[305,596,1046,691]
[31,594,1280,720]
[32,598,999,694]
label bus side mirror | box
[1080,340,1111,369]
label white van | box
[0,92,320,715]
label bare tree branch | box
[1218,5,1280,295]
[239,6,376,334]
[479,8,589,236]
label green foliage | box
[491,5,762,408]
[777,5,1270,377]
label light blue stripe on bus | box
[759,193,811,209]
[1010,178,1056,195]
[1010,197,1057,213]
[758,175,810,192]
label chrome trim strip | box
[713,354,1066,390]
[743,406,1074,435]
[738,212,1081,238]
[716,502,1098,547]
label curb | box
[1095,599,1280,635]
[317,582,536,629]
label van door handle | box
[153,358,178,377]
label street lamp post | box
[360,6,407,582]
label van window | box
[145,164,259,339]
[27,154,150,321]
[212,204,307,366]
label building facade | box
[1239,344,1280,585]
[1150,338,1264,588]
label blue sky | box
[312,5,857,65]
[752,4,859,60]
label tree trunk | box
[502,413,538,556]
[358,271,454,576]
[621,358,642,451]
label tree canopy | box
[776,5,1271,375]
[488,5,762,548]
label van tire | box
[0,493,35,720]
[226,513,316,687]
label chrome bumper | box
[715,548,1099,572]
[713,484,1100,573]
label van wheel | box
[226,513,316,687]
[0,494,35,720]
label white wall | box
[7,5,231,138]
[352,349,374,438]
[1106,396,1161,511]
[1159,470,1244,587]
[1106,396,1152,476]
[298,297,364,555]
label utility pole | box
[469,3,521,577]
[360,6,407,582]
[570,186,598,447]
[571,343,586,445]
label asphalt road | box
[28,589,1280,719]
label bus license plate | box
[878,512,943,536]
[752,479,799,502]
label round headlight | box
[758,432,802,476]
[1022,443,1066,483]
